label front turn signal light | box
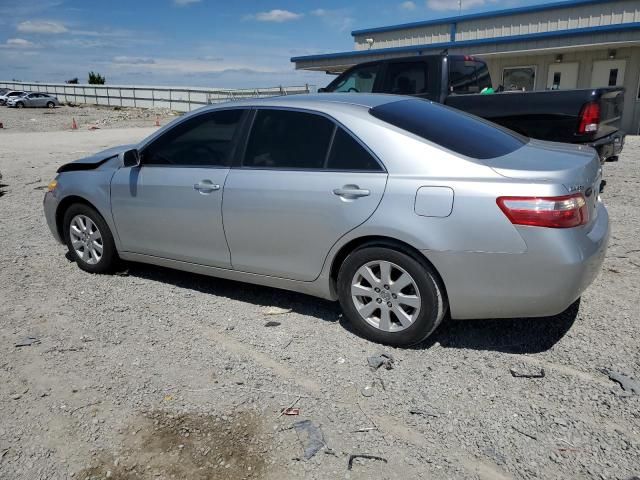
[47,180,58,192]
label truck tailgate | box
[597,88,625,138]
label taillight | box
[578,102,600,134]
[497,193,589,228]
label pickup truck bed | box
[446,87,625,160]
[321,54,625,161]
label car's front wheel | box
[63,204,118,273]
[16,102,24,108]
[337,246,447,346]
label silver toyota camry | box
[43,94,609,346]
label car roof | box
[205,92,409,112]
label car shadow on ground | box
[122,262,578,355]
[419,300,580,354]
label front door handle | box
[194,181,220,194]
[333,185,370,199]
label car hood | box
[57,144,135,173]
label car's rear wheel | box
[337,246,446,346]
[63,204,118,273]
[16,102,24,108]
[46,101,55,108]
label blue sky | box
[0,0,554,89]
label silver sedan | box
[43,94,609,345]
[7,92,59,108]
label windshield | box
[325,64,378,93]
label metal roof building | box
[291,0,640,133]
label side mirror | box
[123,149,140,167]
[317,87,327,93]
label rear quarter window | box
[369,99,527,159]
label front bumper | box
[43,190,63,243]
[425,201,610,320]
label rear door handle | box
[333,185,370,199]
[194,181,220,193]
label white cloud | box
[401,1,417,10]
[17,20,67,34]
[109,56,275,74]
[252,9,303,22]
[426,0,496,11]
[309,8,353,31]
[3,38,38,48]
[113,56,156,65]
[173,0,201,6]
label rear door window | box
[449,59,492,94]
[326,64,379,93]
[326,128,382,171]
[243,109,334,169]
[370,99,527,159]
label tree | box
[88,71,105,85]
[66,77,79,84]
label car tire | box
[337,246,447,346]
[16,102,24,108]
[63,203,118,274]
[46,102,55,108]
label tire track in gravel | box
[204,328,516,480]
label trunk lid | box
[486,139,602,226]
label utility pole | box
[459,0,462,14]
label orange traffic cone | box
[71,118,78,130]
[155,115,160,127]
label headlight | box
[47,180,58,192]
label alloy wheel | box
[69,214,104,265]
[351,260,421,332]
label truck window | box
[370,98,528,160]
[449,59,491,94]
[502,66,536,91]
[327,65,378,93]
[384,62,430,96]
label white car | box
[7,92,59,108]
[0,90,26,106]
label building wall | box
[483,46,640,132]
[456,0,640,41]
[354,25,450,51]
[352,0,640,49]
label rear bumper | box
[425,202,609,319]
[589,131,625,161]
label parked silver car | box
[43,94,609,345]
[7,92,59,108]
[0,90,26,105]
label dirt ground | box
[0,104,179,132]
[0,108,639,480]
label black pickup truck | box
[320,54,625,161]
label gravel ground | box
[0,104,179,132]
[0,111,639,480]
